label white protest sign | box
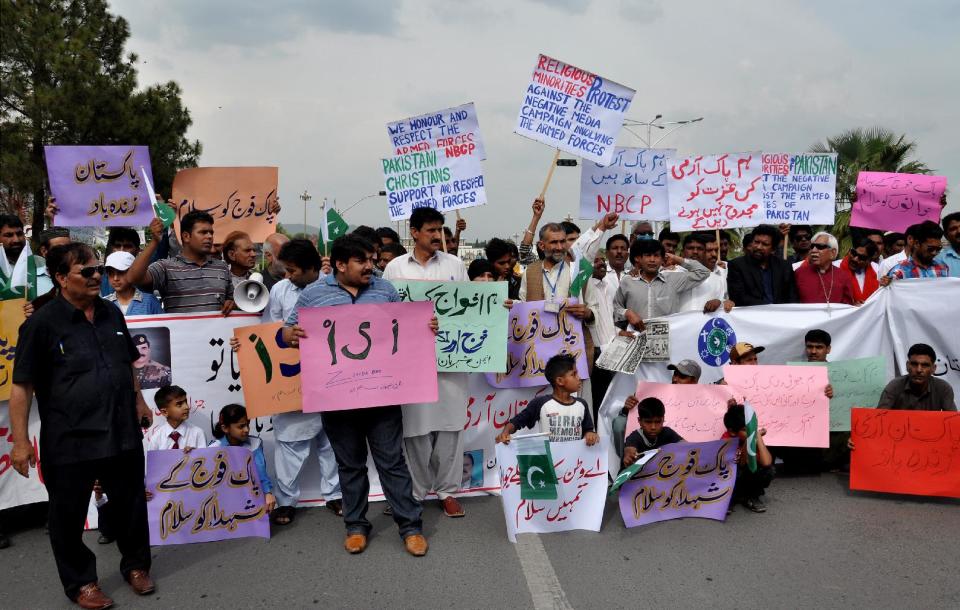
[382,149,486,221]
[0,404,45,511]
[579,148,673,220]
[387,102,486,160]
[515,54,635,166]
[761,153,838,225]
[667,152,764,231]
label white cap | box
[105,251,135,271]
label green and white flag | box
[320,206,350,256]
[744,400,759,473]
[514,433,558,501]
[9,241,38,301]
[608,449,659,495]
[143,166,175,229]
[568,246,593,298]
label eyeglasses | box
[78,265,106,278]
[810,243,832,250]
[794,234,812,241]
[634,231,654,237]
[849,251,869,261]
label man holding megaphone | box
[223,230,270,312]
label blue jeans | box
[321,406,422,538]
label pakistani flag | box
[143,166,175,229]
[568,246,594,298]
[744,400,759,473]
[515,436,558,501]
[9,241,38,301]
[320,206,350,256]
[608,449,660,495]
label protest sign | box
[145,446,270,545]
[0,299,26,401]
[667,153,763,231]
[496,436,608,542]
[44,145,155,227]
[298,302,438,411]
[387,102,486,160]
[761,153,837,225]
[850,409,960,498]
[788,357,887,431]
[171,166,279,243]
[851,171,947,233]
[234,322,302,419]
[579,148,673,220]
[619,440,737,527]
[515,54,635,166]
[485,299,589,389]
[722,364,830,448]
[625,382,735,440]
[393,280,508,372]
[0,405,45,511]
[382,149,486,221]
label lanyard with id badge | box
[543,260,564,313]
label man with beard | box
[261,232,290,290]
[671,233,731,313]
[785,224,813,268]
[838,237,880,304]
[127,212,234,314]
[0,214,26,268]
[727,224,797,306]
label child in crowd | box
[722,403,775,513]
[468,258,496,281]
[211,404,277,513]
[622,397,684,466]
[496,354,598,445]
[144,385,207,451]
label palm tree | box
[809,128,931,250]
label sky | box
[111,0,960,240]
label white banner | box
[761,153,837,225]
[387,102,486,160]
[0,404,45,511]
[579,148,673,221]
[382,149,486,221]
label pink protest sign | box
[852,171,946,232]
[625,382,735,440]
[667,153,763,231]
[298,301,438,411]
[722,364,830,448]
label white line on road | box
[514,533,573,610]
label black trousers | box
[733,465,775,500]
[43,449,151,600]
[591,347,615,425]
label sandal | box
[325,499,343,517]
[272,505,295,525]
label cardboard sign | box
[788,357,887,432]
[579,148,673,220]
[625,382,735,441]
[387,102,486,160]
[171,167,279,243]
[382,149,486,221]
[668,153,763,231]
[761,153,837,225]
[234,322,302,418]
[0,299,26,401]
[851,171,946,232]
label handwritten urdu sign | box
[667,153,763,231]
[485,300,589,389]
[619,440,738,527]
[382,149,486,221]
[579,148,673,220]
[45,145,156,226]
[0,298,26,401]
[146,446,270,545]
[625,382,735,441]
[393,280,508,373]
[788,357,887,432]
[515,54,635,166]
[298,301,438,411]
[234,321,301,418]
[851,171,947,233]
[387,102,486,160]
[171,166,279,243]
[761,153,838,225]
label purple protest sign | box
[44,145,155,227]
[851,171,947,233]
[145,447,270,546]
[485,299,589,389]
[618,440,738,528]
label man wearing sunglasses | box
[838,237,880,304]
[888,220,950,280]
[8,243,156,608]
[793,232,854,305]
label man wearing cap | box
[103,251,163,317]
[132,335,171,390]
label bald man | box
[262,233,290,290]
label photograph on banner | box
[485,299,589,389]
[667,152,763,231]
[298,301,438,411]
[0,405,45,511]
[761,153,837,225]
[579,148,674,220]
[234,321,302,419]
[461,448,484,490]
[145,446,270,545]
[44,145,155,227]
[496,436,608,542]
[851,171,947,233]
[788,356,887,432]
[132,327,172,390]
[171,166,279,243]
[382,149,486,221]
[625,382,735,441]
[0,299,26,401]
[722,364,830,448]
[393,280,507,372]
[619,439,737,528]
[514,54,635,166]
[387,102,486,160]
[849,408,960,499]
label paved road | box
[2,474,957,609]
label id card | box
[544,298,560,313]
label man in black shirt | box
[623,397,684,467]
[8,243,156,609]
[727,224,797,306]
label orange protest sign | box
[850,408,960,499]
[0,299,26,401]
[234,321,302,418]
[171,166,279,243]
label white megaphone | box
[234,272,269,312]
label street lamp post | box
[340,191,387,217]
[622,115,704,148]
[300,189,311,236]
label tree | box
[809,127,931,250]
[0,0,201,231]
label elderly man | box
[261,232,290,290]
[838,237,880,304]
[794,232,854,305]
[9,243,155,608]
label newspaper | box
[597,319,670,374]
